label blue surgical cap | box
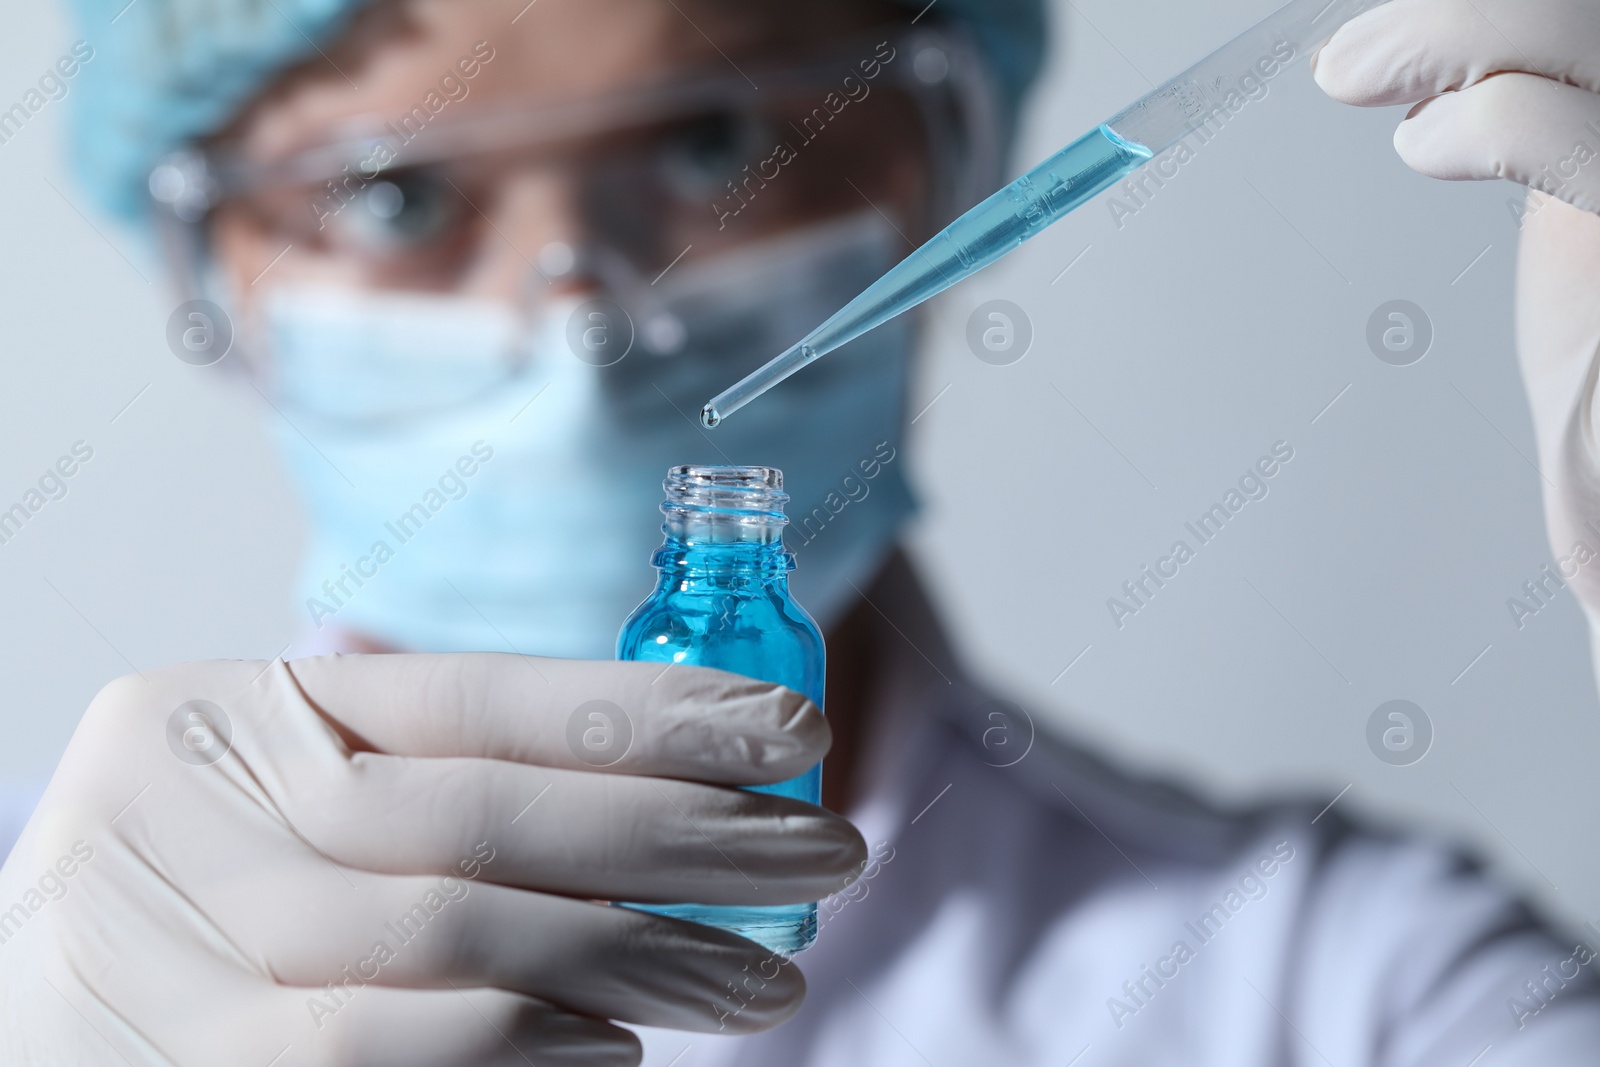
[66,0,1047,222]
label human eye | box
[332,166,461,251]
[655,111,767,200]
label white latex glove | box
[1509,198,1600,616]
[0,654,863,1066]
[1313,0,1600,214]
[1315,0,1600,671]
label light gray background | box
[2,0,1596,938]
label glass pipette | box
[701,0,1391,427]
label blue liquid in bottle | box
[617,465,824,955]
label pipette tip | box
[700,403,721,429]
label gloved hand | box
[1314,0,1600,658]
[0,654,864,1066]
[1312,0,1600,214]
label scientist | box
[4,0,1600,1063]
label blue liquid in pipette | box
[912,125,1152,295]
[708,0,1400,427]
[701,125,1152,426]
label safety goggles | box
[149,24,1004,312]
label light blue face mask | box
[263,212,916,658]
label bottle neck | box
[652,465,795,587]
[651,536,794,584]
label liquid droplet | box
[700,404,721,428]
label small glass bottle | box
[617,464,824,955]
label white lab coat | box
[639,559,1600,1066]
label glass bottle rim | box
[663,464,789,518]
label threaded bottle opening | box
[661,465,789,545]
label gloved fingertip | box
[1392,108,1424,154]
[714,965,807,1034]
[1306,9,1420,107]
[1308,22,1358,96]
[1390,96,1479,182]
[777,691,827,742]
[1391,117,1432,177]
[748,703,831,774]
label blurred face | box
[203,0,945,658]
[209,0,930,316]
